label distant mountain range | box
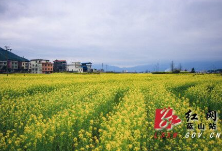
[92,61,222,72]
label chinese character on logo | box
[198,123,205,130]
[185,109,198,130]
[154,107,182,130]
[206,110,217,122]
[207,110,217,130]
[185,109,198,122]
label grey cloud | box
[0,0,222,66]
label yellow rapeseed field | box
[0,73,222,151]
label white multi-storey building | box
[30,59,43,73]
[67,62,83,73]
[21,62,31,70]
[30,59,53,74]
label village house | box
[81,62,92,72]
[30,59,53,74]
[0,47,30,73]
[53,60,67,72]
[67,62,83,73]
[42,61,53,74]
[1,47,95,74]
[20,61,31,72]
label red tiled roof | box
[54,60,66,62]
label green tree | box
[191,67,195,73]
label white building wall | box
[22,62,31,70]
[30,60,43,74]
[67,62,83,73]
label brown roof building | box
[53,59,67,72]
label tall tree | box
[191,67,195,73]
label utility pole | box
[5,46,12,76]
[157,63,159,72]
[171,61,174,72]
[106,65,107,72]
[179,63,182,71]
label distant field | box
[0,73,222,151]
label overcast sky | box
[0,0,222,67]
